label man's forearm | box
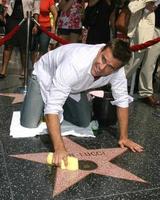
[116,107,129,140]
[45,114,66,151]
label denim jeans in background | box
[31,28,51,55]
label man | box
[124,0,156,97]
[138,5,160,106]
[21,39,144,166]
[0,0,40,78]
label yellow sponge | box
[47,152,79,171]
[47,152,54,165]
[61,156,79,171]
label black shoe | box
[0,74,6,79]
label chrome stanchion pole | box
[23,11,31,94]
[32,17,40,27]
[17,11,31,94]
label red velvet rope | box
[0,25,21,47]
[39,26,69,45]
[0,22,160,52]
[130,37,160,51]
[39,25,160,51]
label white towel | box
[10,111,95,138]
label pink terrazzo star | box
[10,137,147,197]
[0,93,25,104]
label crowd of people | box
[0,0,160,166]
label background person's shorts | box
[57,28,82,35]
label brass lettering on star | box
[79,151,105,157]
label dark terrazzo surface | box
[0,48,160,200]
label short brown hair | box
[102,39,132,66]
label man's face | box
[91,47,123,78]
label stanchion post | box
[16,11,31,94]
[22,11,31,94]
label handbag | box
[115,6,131,34]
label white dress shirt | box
[33,43,132,121]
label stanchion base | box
[16,86,27,94]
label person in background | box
[0,0,8,36]
[48,11,58,51]
[83,0,115,44]
[138,5,160,106]
[32,0,58,63]
[124,0,156,96]
[21,39,144,167]
[0,0,40,79]
[0,0,8,24]
[57,0,85,43]
[114,0,130,41]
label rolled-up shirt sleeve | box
[110,68,133,108]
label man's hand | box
[118,138,144,152]
[53,148,69,167]
[45,114,69,167]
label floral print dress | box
[57,0,83,30]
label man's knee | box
[20,108,42,128]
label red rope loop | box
[0,20,160,52]
[0,24,21,46]
[39,26,69,45]
[130,37,160,51]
